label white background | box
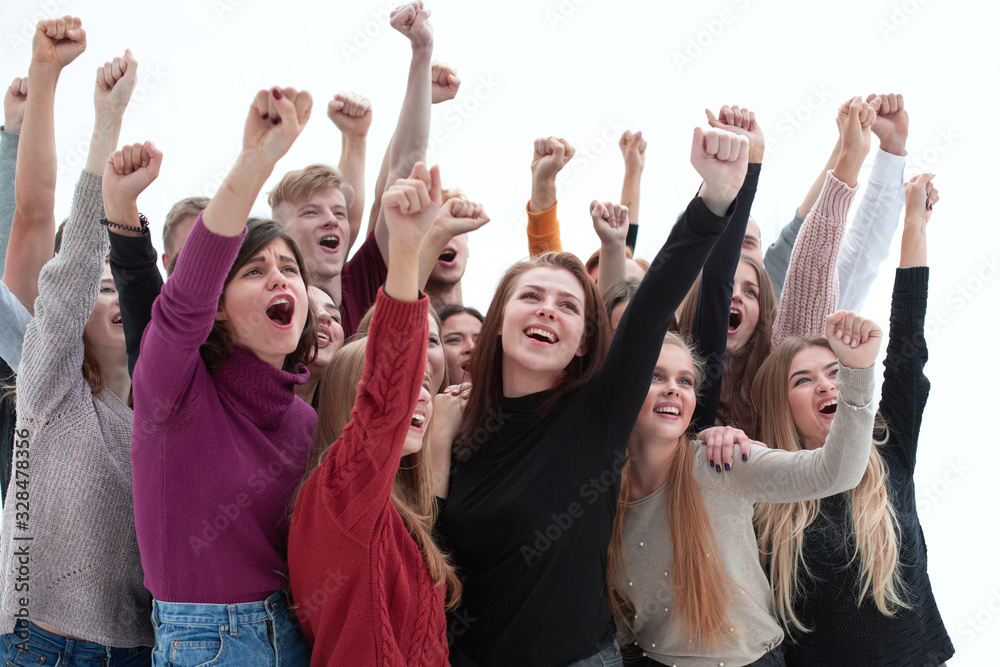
[2,0,996,662]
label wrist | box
[235,149,276,187]
[832,153,864,188]
[697,182,737,217]
[411,41,434,58]
[878,136,906,156]
[341,133,369,147]
[749,147,765,164]
[600,237,626,251]
[104,200,140,225]
[2,120,20,135]
[27,62,61,85]
[529,178,557,212]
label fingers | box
[252,89,270,121]
[847,95,863,126]
[550,137,566,162]
[590,200,608,222]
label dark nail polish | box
[709,460,715,467]
[262,113,269,120]
[742,453,748,461]
[272,87,283,100]
[725,463,731,471]
[715,464,722,473]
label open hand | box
[327,91,372,138]
[825,310,882,369]
[700,425,762,471]
[244,87,312,167]
[590,200,629,245]
[3,77,28,134]
[383,162,443,245]
[94,50,138,118]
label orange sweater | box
[526,201,563,257]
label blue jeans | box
[567,640,623,666]
[2,622,151,665]
[150,591,310,666]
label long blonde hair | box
[751,335,906,633]
[309,338,462,610]
[608,332,734,649]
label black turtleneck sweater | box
[784,267,954,666]
[438,194,734,666]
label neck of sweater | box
[213,346,311,429]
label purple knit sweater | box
[131,214,316,603]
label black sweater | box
[784,267,954,666]
[107,230,162,377]
[439,195,733,666]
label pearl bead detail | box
[639,541,644,547]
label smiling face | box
[402,377,434,457]
[727,259,761,354]
[500,266,589,396]
[430,232,469,287]
[442,312,481,384]
[217,239,309,369]
[83,264,125,354]
[631,343,698,446]
[427,314,446,393]
[307,285,344,374]
[787,345,840,450]
[273,187,349,284]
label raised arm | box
[527,136,573,257]
[771,97,876,348]
[591,200,629,295]
[103,141,164,377]
[877,173,937,474]
[371,1,434,265]
[1,76,28,275]
[764,136,840,298]
[327,91,372,250]
[738,311,880,503]
[619,130,646,253]
[418,196,489,288]
[837,93,908,312]
[584,128,748,437]
[4,17,87,313]
[320,162,439,536]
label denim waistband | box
[152,590,290,631]
[10,621,139,655]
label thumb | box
[551,138,565,161]
[590,200,606,219]
[122,49,138,84]
[428,164,442,204]
[704,108,721,127]
[144,141,163,179]
[848,96,863,125]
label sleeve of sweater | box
[583,195,732,443]
[526,201,563,258]
[877,267,930,475]
[771,172,857,349]
[690,163,760,430]
[0,280,30,371]
[108,230,164,378]
[837,149,905,312]
[132,213,244,425]
[0,128,19,276]
[318,289,429,540]
[16,171,105,419]
[720,365,877,503]
[762,211,804,301]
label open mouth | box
[817,398,837,417]
[319,235,340,253]
[266,297,294,327]
[524,327,558,344]
[112,313,122,326]
[410,411,426,431]
[438,248,457,264]
[653,405,681,419]
[316,327,332,347]
[728,308,742,334]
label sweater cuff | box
[169,212,245,303]
[372,287,430,332]
[690,194,737,232]
[893,266,929,295]
[109,229,158,268]
[817,170,857,221]
[870,148,906,185]
[837,364,876,409]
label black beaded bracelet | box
[100,212,149,234]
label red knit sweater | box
[288,289,449,666]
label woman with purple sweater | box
[127,85,317,665]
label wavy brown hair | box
[751,335,906,634]
[200,219,317,375]
[456,252,609,459]
[608,332,734,650]
[308,338,462,610]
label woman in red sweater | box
[288,161,461,666]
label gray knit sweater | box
[0,171,153,647]
[617,365,876,667]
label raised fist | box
[32,16,86,71]
[103,141,163,225]
[434,197,490,237]
[590,200,629,245]
[690,127,749,215]
[390,1,433,48]
[383,162,442,245]
[244,87,312,167]
[3,77,28,135]
[904,172,938,225]
[836,96,879,154]
[327,91,372,138]
[531,137,575,183]
[705,105,765,163]
[619,131,646,172]
[94,50,138,117]
[431,61,461,104]
[825,310,882,369]
[867,92,908,156]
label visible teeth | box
[525,327,556,343]
[411,413,426,426]
[317,331,331,342]
[819,399,837,410]
[271,297,290,310]
[730,309,739,315]
[654,406,680,415]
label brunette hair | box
[437,304,484,325]
[751,335,906,633]
[608,333,734,649]
[163,197,209,273]
[353,302,449,392]
[309,339,462,610]
[199,219,317,374]
[456,252,609,458]
[602,278,641,329]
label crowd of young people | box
[0,6,953,667]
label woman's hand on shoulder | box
[699,426,762,472]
